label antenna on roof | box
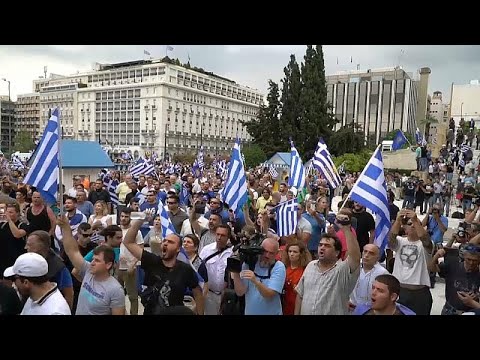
[44,66,47,79]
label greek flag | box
[276,198,298,237]
[12,156,25,170]
[269,164,278,179]
[221,138,248,214]
[349,147,390,252]
[312,138,341,189]
[157,199,204,286]
[129,157,155,177]
[24,108,59,205]
[461,144,470,153]
[288,140,305,191]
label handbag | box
[219,272,243,315]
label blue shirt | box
[84,247,121,263]
[242,261,286,315]
[302,212,324,251]
[427,215,448,244]
[55,267,73,290]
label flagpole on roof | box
[337,144,382,213]
[57,107,64,215]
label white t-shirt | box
[392,236,431,287]
[350,263,389,306]
[21,284,71,315]
[119,227,144,270]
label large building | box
[33,59,262,158]
[326,66,430,144]
[15,93,41,140]
[0,96,16,153]
[450,80,480,128]
[429,91,449,123]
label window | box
[134,89,140,98]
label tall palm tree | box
[418,115,438,142]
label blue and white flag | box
[288,140,305,191]
[312,138,341,189]
[129,157,155,178]
[349,147,390,252]
[12,156,25,170]
[392,130,408,151]
[24,108,59,205]
[268,164,278,179]
[276,198,299,237]
[221,138,248,214]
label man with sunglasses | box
[429,243,480,314]
[166,194,189,235]
[389,209,433,315]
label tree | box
[329,123,366,156]
[298,45,338,158]
[243,80,283,158]
[418,115,438,141]
[279,55,303,144]
[333,150,373,173]
[242,144,267,169]
[12,131,35,153]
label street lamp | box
[461,102,464,120]
[1,78,10,102]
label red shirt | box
[283,266,305,315]
[336,227,356,260]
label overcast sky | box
[1,45,479,102]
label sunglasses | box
[463,244,480,254]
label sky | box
[1,45,480,102]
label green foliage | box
[329,123,366,157]
[242,143,267,168]
[173,153,196,164]
[242,80,284,158]
[298,45,338,158]
[245,45,339,160]
[12,131,35,153]
[333,150,372,173]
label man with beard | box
[123,217,204,315]
[54,197,87,251]
[231,238,286,315]
[190,206,223,253]
[4,252,71,315]
[351,201,375,252]
[294,212,361,315]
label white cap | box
[3,253,48,278]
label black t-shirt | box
[351,210,375,251]
[439,253,480,311]
[389,204,400,222]
[463,187,476,201]
[403,183,416,197]
[88,189,111,204]
[0,283,22,315]
[141,251,199,313]
[0,221,28,279]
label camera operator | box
[230,238,286,315]
[421,204,448,288]
[402,178,416,209]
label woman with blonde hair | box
[88,200,112,241]
[281,240,312,315]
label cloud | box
[0,45,479,104]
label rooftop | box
[61,140,114,168]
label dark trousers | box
[398,286,432,315]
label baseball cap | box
[3,253,48,278]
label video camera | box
[226,233,266,273]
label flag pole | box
[57,107,64,215]
[337,144,382,213]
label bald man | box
[231,238,286,315]
[349,244,389,310]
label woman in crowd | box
[281,241,312,315]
